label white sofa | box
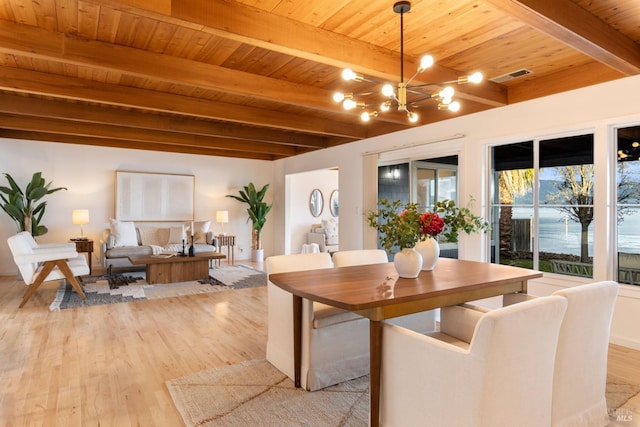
[305,217,339,253]
[101,220,218,272]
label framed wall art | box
[115,171,195,221]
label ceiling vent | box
[490,69,533,83]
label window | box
[616,125,640,285]
[377,156,459,258]
[490,134,595,277]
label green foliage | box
[367,198,489,252]
[366,199,424,253]
[434,198,490,243]
[0,172,67,236]
[226,182,273,249]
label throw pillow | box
[192,220,211,244]
[322,218,339,246]
[138,227,164,246]
[168,225,188,244]
[110,219,138,247]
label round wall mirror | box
[309,189,324,217]
[329,190,339,217]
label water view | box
[512,208,640,257]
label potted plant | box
[227,182,273,262]
[0,172,67,237]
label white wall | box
[2,75,640,348]
[0,140,274,274]
[286,169,339,254]
[273,74,640,349]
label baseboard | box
[610,335,640,351]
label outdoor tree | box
[547,165,594,262]
[548,163,639,263]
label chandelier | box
[332,1,484,124]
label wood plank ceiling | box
[0,0,638,161]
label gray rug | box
[166,359,369,427]
[167,359,640,427]
[49,264,266,311]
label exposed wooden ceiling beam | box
[85,0,507,107]
[0,113,303,157]
[508,61,624,103]
[0,93,332,148]
[485,0,640,75]
[0,19,440,127]
[0,130,279,160]
[0,20,337,113]
[0,66,366,139]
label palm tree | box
[498,169,534,255]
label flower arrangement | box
[367,198,489,253]
[367,199,444,253]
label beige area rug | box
[49,265,266,310]
[607,375,640,425]
[166,359,369,427]
[167,359,640,427]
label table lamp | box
[216,210,229,235]
[72,209,90,240]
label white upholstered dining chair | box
[380,295,568,427]
[501,281,619,426]
[267,252,368,391]
[550,281,618,427]
[7,231,89,308]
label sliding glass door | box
[376,156,459,258]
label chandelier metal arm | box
[332,1,483,124]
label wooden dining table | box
[268,257,543,427]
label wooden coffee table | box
[128,252,226,284]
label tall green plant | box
[0,172,67,236]
[226,183,273,250]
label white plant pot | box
[251,249,264,263]
[415,238,440,271]
[393,247,422,278]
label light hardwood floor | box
[1,263,639,426]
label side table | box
[217,235,235,264]
[71,239,94,274]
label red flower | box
[420,212,445,237]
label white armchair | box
[267,252,370,391]
[380,296,568,427]
[7,231,89,308]
[306,218,338,253]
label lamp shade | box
[216,210,229,224]
[72,209,90,225]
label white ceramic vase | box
[394,247,423,278]
[415,238,440,271]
